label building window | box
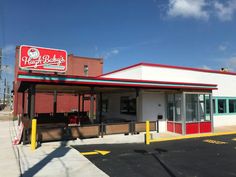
[229,99,236,113]
[218,99,227,113]
[167,94,174,121]
[120,96,136,115]
[186,94,199,122]
[102,99,108,113]
[167,94,182,121]
[84,65,88,76]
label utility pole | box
[6,81,10,105]
[3,78,6,105]
[0,48,2,104]
[0,48,2,80]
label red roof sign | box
[19,45,67,72]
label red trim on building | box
[17,75,217,91]
[17,72,217,88]
[18,80,216,91]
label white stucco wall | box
[213,115,236,127]
[102,65,143,80]
[140,91,166,132]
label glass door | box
[167,93,183,134]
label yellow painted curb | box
[150,131,236,143]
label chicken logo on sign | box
[27,48,40,59]
[19,45,67,72]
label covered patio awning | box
[17,72,217,92]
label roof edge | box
[99,62,236,77]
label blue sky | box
[1,0,236,84]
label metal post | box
[101,122,104,138]
[82,94,84,112]
[182,93,186,135]
[20,92,25,126]
[90,94,94,123]
[30,84,35,119]
[145,120,150,145]
[24,84,35,144]
[136,88,139,122]
[78,94,81,118]
[210,93,214,133]
[31,119,37,150]
[53,90,57,116]
[99,93,102,123]
[27,87,31,119]
[197,94,200,134]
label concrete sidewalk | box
[0,120,21,177]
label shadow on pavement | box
[134,149,176,177]
[21,142,70,177]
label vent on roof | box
[220,68,228,72]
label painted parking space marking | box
[203,139,228,144]
[232,138,236,141]
[81,150,110,156]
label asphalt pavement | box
[73,134,236,177]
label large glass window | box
[218,99,227,113]
[186,94,199,122]
[167,94,182,122]
[167,94,174,121]
[120,96,136,115]
[229,99,236,113]
[185,94,211,122]
[175,94,182,121]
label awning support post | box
[53,90,57,116]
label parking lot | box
[73,134,236,177]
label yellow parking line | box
[150,131,236,143]
[203,139,228,144]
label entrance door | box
[167,93,183,134]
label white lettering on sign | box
[21,54,65,68]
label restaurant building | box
[13,45,236,143]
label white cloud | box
[166,0,236,21]
[103,49,119,59]
[214,0,236,21]
[218,44,227,51]
[167,0,209,20]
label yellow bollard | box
[145,120,150,145]
[31,119,37,150]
